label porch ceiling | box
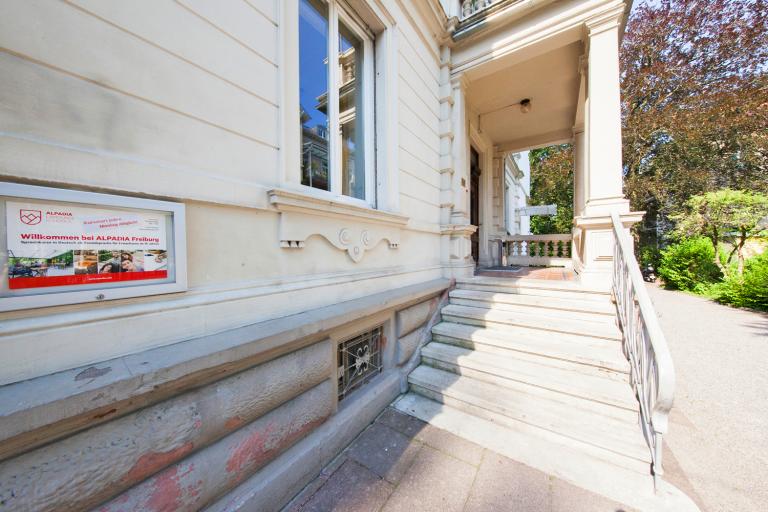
[467,42,582,152]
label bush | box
[658,237,722,292]
[639,245,661,269]
[710,252,768,311]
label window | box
[337,326,382,401]
[299,0,374,203]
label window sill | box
[268,188,408,228]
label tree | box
[621,0,768,248]
[673,189,768,276]
[528,145,573,235]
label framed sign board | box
[0,182,187,312]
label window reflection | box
[339,21,365,200]
[299,0,329,191]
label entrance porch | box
[439,0,644,288]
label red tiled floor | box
[475,266,576,281]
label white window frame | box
[0,182,187,312]
[286,0,380,209]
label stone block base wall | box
[0,280,449,512]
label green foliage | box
[622,0,768,247]
[657,237,722,292]
[672,189,768,276]
[639,245,661,268]
[529,145,573,235]
[709,252,768,311]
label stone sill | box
[268,188,409,228]
[0,279,449,462]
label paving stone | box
[551,478,636,512]
[464,451,552,512]
[380,445,477,512]
[377,407,484,466]
[375,407,427,439]
[413,424,485,466]
[294,459,394,512]
[345,421,421,484]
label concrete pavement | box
[284,408,634,512]
[647,284,768,512]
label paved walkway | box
[284,407,634,512]
[646,284,768,512]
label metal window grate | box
[337,326,382,401]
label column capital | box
[585,7,624,37]
[450,73,471,92]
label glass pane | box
[338,20,365,200]
[299,0,330,191]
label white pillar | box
[585,15,629,216]
[439,67,475,278]
[574,13,640,288]
[450,75,470,223]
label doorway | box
[470,147,481,265]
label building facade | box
[0,1,655,511]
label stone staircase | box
[394,275,652,482]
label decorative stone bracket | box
[268,189,409,263]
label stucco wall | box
[0,0,446,385]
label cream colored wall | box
[0,0,445,385]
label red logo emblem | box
[19,209,42,225]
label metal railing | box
[610,212,675,487]
[495,234,572,267]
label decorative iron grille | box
[337,326,383,401]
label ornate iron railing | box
[495,234,572,267]
[610,212,675,487]
[337,326,382,401]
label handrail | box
[610,212,675,488]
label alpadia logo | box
[19,209,42,226]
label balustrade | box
[460,0,500,19]
[495,234,572,267]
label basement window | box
[337,325,382,401]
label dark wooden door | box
[470,147,480,265]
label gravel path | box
[646,284,768,512]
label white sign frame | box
[0,182,187,312]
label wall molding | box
[269,188,409,262]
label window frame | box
[298,0,377,208]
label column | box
[439,57,475,277]
[584,14,629,216]
[450,74,470,223]
[574,13,640,287]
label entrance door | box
[470,147,481,264]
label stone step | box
[441,304,622,341]
[449,289,616,321]
[431,322,629,375]
[421,342,635,412]
[455,277,611,302]
[407,366,650,469]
